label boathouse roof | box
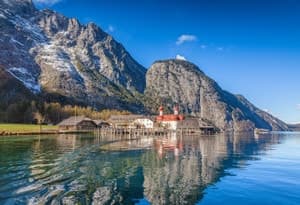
[58,116,95,126]
[93,120,110,126]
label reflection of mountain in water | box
[141,132,280,205]
[140,135,226,204]
[90,132,280,204]
[0,133,281,204]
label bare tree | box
[34,112,44,133]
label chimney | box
[159,106,164,116]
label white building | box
[130,118,154,129]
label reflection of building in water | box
[99,136,154,151]
[154,132,182,157]
[142,134,230,205]
[198,134,229,184]
[54,134,97,150]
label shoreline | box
[0,131,94,136]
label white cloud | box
[107,25,115,33]
[176,34,197,45]
[217,47,224,51]
[175,54,186,61]
[33,0,63,6]
[297,104,300,110]
[200,44,207,49]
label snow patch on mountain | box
[9,14,46,43]
[37,43,76,72]
[7,67,41,93]
[10,37,24,46]
[2,0,11,6]
[0,13,7,19]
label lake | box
[0,132,300,204]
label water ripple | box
[0,133,300,205]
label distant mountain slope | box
[145,59,288,131]
[288,124,300,131]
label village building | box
[177,117,216,134]
[108,115,155,128]
[93,120,111,128]
[156,106,185,130]
[131,117,155,129]
[57,116,97,131]
[177,118,201,129]
[108,115,143,128]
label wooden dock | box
[95,126,216,137]
[0,127,216,136]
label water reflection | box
[0,132,285,204]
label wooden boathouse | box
[58,116,97,131]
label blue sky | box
[33,0,300,123]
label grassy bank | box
[0,124,58,134]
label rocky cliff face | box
[0,65,36,107]
[145,59,288,131]
[0,0,146,111]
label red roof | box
[156,114,184,121]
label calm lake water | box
[0,132,300,205]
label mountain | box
[288,124,300,131]
[0,0,146,111]
[0,0,289,131]
[145,60,288,131]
